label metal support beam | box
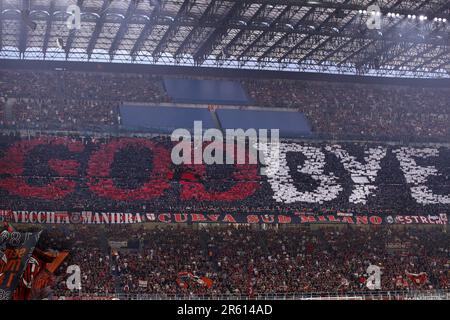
[369,1,450,68]
[87,0,110,60]
[430,55,450,72]
[152,0,193,60]
[346,0,433,69]
[316,37,355,65]
[257,6,316,62]
[109,0,138,60]
[42,1,55,58]
[193,2,245,65]
[174,0,218,58]
[221,4,269,59]
[278,0,353,63]
[19,0,31,56]
[300,0,379,65]
[395,44,437,71]
[298,18,358,64]
[237,5,293,63]
[130,4,161,59]
[410,46,447,71]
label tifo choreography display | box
[0,135,449,218]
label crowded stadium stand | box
[9,224,446,300]
[216,108,312,137]
[0,0,449,302]
[1,69,450,141]
[163,78,251,105]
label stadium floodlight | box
[163,16,175,22]
[388,12,401,18]
[306,0,322,4]
[285,23,294,30]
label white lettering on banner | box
[265,143,343,204]
[394,147,450,204]
[392,214,447,225]
[326,145,387,204]
[8,211,144,224]
[12,211,70,224]
[81,211,143,224]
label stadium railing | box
[55,290,450,300]
[3,117,450,144]
[3,128,450,148]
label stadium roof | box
[1,0,450,78]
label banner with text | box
[0,210,447,226]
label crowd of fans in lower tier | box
[1,69,450,141]
[22,224,450,298]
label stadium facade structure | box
[1,0,450,78]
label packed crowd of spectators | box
[0,70,62,100]
[1,69,450,141]
[27,225,115,297]
[22,224,450,298]
[0,69,169,131]
[63,71,169,102]
[242,79,450,141]
[0,69,168,102]
[10,98,118,131]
